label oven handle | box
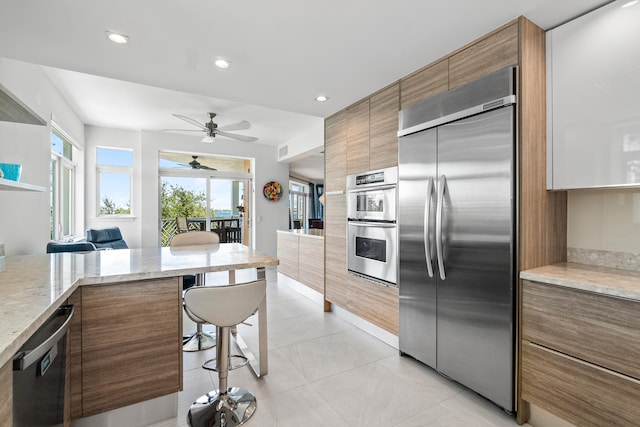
[348,222,396,228]
[347,184,396,193]
[436,175,446,280]
[424,177,434,278]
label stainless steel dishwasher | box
[13,305,74,427]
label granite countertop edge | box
[520,262,640,302]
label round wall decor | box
[263,181,283,201]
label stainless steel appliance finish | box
[398,66,516,412]
[347,166,398,285]
[13,305,74,427]
[347,221,398,285]
[347,166,397,223]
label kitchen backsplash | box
[567,247,640,271]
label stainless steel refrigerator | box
[398,67,516,411]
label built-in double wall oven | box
[346,166,398,286]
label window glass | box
[97,147,133,216]
[50,126,76,239]
[51,130,73,161]
[97,147,133,166]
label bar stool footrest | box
[202,354,248,372]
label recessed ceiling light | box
[315,95,329,102]
[106,31,129,44]
[622,0,638,7]
[214,58,231,69]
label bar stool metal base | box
[183,330,216,352]
[187,387,257,427]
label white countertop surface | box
[0,244,278,368]
[520,262,640,302]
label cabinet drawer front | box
[522,341,640,426]
[522,280,640,379]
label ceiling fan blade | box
[172,114,208,130]
[216,130,258,142]
[219,120,251,132]
[196,165,217,171]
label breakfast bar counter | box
[0,244,278,368]
[0,244,278,424]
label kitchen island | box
[0,244,278,425]
[520,262,640,426]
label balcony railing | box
[160,217,243,247]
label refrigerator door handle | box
[436,175,446,280]
[424,177,434,278]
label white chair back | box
[170,230,220,247]
[184,280,266,327]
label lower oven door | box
[347,221,397,285]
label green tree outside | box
[161,182,206,218]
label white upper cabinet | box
[547,0,640,189]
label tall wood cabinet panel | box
[324,194,349,307]
[448,22,519,90]
[400,60,448,109]
[325,111,347,192]
[0,360,11,426]
[369,83,400,170]
[81,278,181,417]
[346,100,370,175]
[277,232,299,280]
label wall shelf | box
[0,178,46,192]
[0,82,46,126]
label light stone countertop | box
[276,229,324,239]
[0,244,278,369]
[520,262,640,302]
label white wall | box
[0,58,85,255]
[567,188,640,253]
[84,127,289,256]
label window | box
[289,180,308,229]
[97,147,133,215]
[50,125,76,239]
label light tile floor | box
[149,269,531,427]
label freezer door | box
[436,106,515,411]
[398,127,437,368]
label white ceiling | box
[0,0,612,153]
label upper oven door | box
[347,221,397,285]
[347,185,397,222]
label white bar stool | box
[184,279,266,427]
[170,231,220,352]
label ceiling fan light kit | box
[169,112,258,143]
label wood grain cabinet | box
[324,111,347,193]
[0,360,11,426]
[369,83,400,171]
[298,236,324,294]
[346,100,370,175]
[521,280,640,426]
[324,194,349,308]
[448,22,519,90]
[277,231,299,280]
[276,231,325,295]
[80,278,182,417]
[400,60,448,110]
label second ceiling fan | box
[169,112,258,143]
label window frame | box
[50,125,78,240]
[96,147,134,217]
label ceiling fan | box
[180,156,217,170]
[167,112,258,143]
